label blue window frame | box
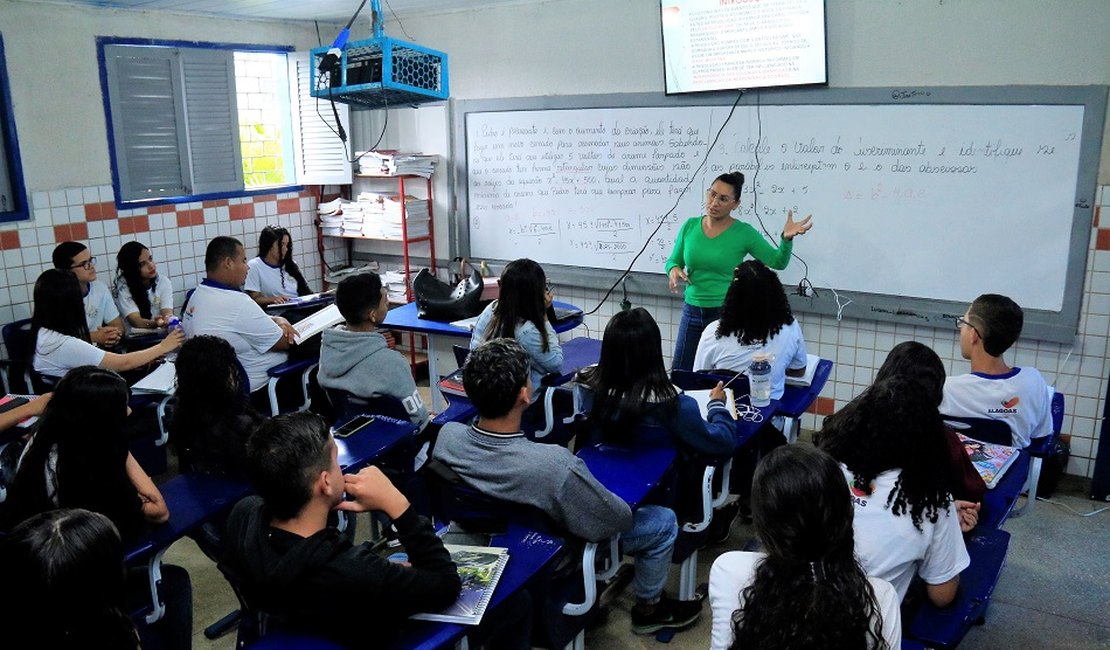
[0,34,29,223]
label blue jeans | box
[620,505,678,601]
[672,303,721,372]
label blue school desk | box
[382,301,583,409]
[334,415,420,473]
[388,525,565,650]
[577,441,677,509]
[126,473,251,624]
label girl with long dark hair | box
[577,307,734,456]
[875,341,986,529]
[0,509,139,649]
[4,368,194,649]
[816,375,970,607]
[709,444,900,650]
[244,225,312,307]
[31,269,183,380]
[693,260,809,400]
[115,241,174,330]
[171,335,264,478]
[471,258,562,400]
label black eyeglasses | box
[70,256,96,271]
[956,316,981,337]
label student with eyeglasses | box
[664,172,813,371]
[52,241,124,348]
[114,241,174,331]
[940,294,1054,449]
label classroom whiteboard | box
[453,87,1106,341]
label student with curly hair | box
[0,509,139,649]
[875,341,986,530]
[244,225,313,307]
[817,376,969,606]
[115,241,174,331]
[171,335,265,478]
[693,260,809,401]
[709,444,900,650]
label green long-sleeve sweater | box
[664,216,793,307]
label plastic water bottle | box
[166,316,182,331]
[749,353,772,408]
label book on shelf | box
[956,432,1020,489]
[784,354,821,387]
[409,545,509,625]
[292,303,344,345]
[438,367,467,397]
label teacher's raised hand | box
[668,266,689,292]
[782,210,813,241]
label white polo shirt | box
[33,328,106,379]
[84,280,120,332]
[693,318,808,399]
[244,257,300,299]
[115,275,174,323]
[940,368,1053,449]
[181,279,287,392]
[844,466,969,602]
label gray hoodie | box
[319,326,429,427]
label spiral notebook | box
[411,545,509,625]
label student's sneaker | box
[630,595,702,634]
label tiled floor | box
[180,450,1109,650]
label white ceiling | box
[17,0,536,22]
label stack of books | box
[353,191,430,240]
[355,150,438,178]
[381,270,409,303]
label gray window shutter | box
[104,44,189,201]
[288,52,352,185]
[180,48,243,195]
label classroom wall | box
[357,0,1110,478]
[0,2,347,329]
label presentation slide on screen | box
[661,0,827,93]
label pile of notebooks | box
[355,150,438,178]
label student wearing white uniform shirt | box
[52,241,122,348]
[710,444,900,650]
[817,376,970,607]
[30,269,183,380]
[114,241,174,331]
[693,260,808,400]
[244,225,312,307]
[182,236,297,393]
[940,294,1053,449]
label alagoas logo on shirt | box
[849,478,873,507]
[988,396,1019,415]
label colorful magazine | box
[411,545,509,625]
[957,432,1020,489]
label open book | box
[292,303,344,345]
[411,545,510,625]
[957,432,1020,489]
[685,388,737,420]
[784,354,821,387]
[264,290,335,311]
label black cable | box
[748,90,816,297]
[583,90,746,316]
[382,0,416,40]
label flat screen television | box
[660,0,827,94]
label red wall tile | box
[53,224,71,242]
[1096,228,1110,251]
[0,230,20,250]
[100,202,118,220]
[84,203,101,221]
[806,397,836,416]
[70,222,88,240]
[277,198,301,214]
[131,215,150,233]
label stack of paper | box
[381,270,409,303]
[324,262,380,285]
[350,192,430,240]
[355,150,438,178]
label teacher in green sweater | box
[666,172,812,370]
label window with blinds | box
[100,41,351,206]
